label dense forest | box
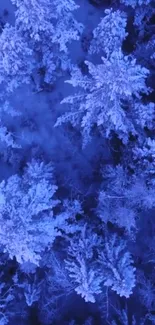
[0,0,155,324]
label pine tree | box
[0,160,59,264]
[56,50,149,145]
[89,9,128,57]
[0,24,34,93]
[11,0,83,84]
[120,0,152,7]
[98,234,136,298]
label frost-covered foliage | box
[120,0,152,7]
[0,160,60,264]
[98,234,136,297]
[38,252,74,324]
[134,5,154,28]
[89,9,128,56]
[49,0,83,53]
[55,199,83,235]
[98,165,155,234]
[0,280,14,325]
[0,126,18,149]
[132,102,155,129]
[56,51,149,145]
[133,138,155,185]
[0,24,34,93]
[111,308,143,325]
[65,226,103,303]
[20,275,42,307]
[41,0,83,82]
[134,36,155,68]
[11,0,83,84]
[65,227,135,301]
[0,101,21,149]
[0,0,154,322]
[11,0,54,40]
[12,0,82,46]
[138,272,155,311]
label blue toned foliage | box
[120,0,152,8]
[0,160,59,264]
[0,0,154,323]
[89,9,128,56]
[98,234,136,298]
[56,50,149,145]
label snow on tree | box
[0,126,19,149]
[0,101,21,149]
[98,234,136,298]
[65,227,135,300]
[85,52,149,99]
[49,0,83,53]
[133,138,155,186]
[134,36,155,69]
[38,252,74,324]
[97,165,137,235]
[111,308,143,325]
[22,276,42,307]
[89,9,128,57]
[120,0,152,7]
[0,24,34,93]
[134,5,154,32]
[12,0,83,45]
[65,225,103,303]
[40,0,83,83]
[66,255,102,303]
[0,160,60,265]
[137,272,155,311]
[132,102,155,130]
[98,164,155,234]
[11,0,54,41]
[24,159,54,184]
[56,50,149,145]
[54,199,84,235]
[11,0,83,83]
[0,264,15,325]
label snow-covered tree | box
[11,0,54,41]
[111,308,144,325]
[133,137,155,186]
[0,259,17,325]
[0,24,34,93]
[49,0,83,54]
[66,255,102,303]
[54,199,83,235]
[0,160,60,264]
[41,0,83,83]
[0,101,21,149]
[132,102,155,130]
[89,9,128,57]
[66,227,136,300]
[98,234,136,298]
[98,164,155,234]
[0,126,19,149]
[22,277,42,307]
[56,50,149,145]
[12,0,83,44]
[138,272,155,312]
[134,36,155,69]
[65,226,103,303]
[120,0,152,7]
[38,252,74,325]
[11,0,83,84]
